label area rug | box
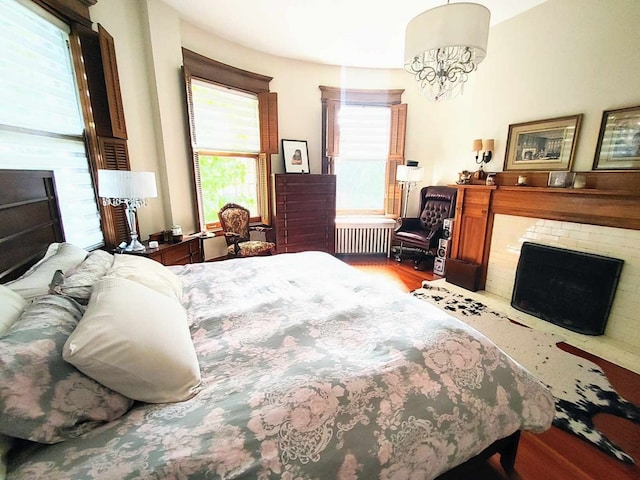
[411,283,640,464]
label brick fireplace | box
[449,171,640,373]
[485,215,639,370]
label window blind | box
[338,105,391,161]
[0,0,103,249]
[335,105,391,212]
[191,79,260,154]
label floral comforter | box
[9,251,554,479]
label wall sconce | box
[472,138,494,180]
[481,139,494,164]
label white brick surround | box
[482,214,640,373]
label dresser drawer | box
[141,236,202,266]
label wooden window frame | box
[182,48,278,230]
[319,86,407,218]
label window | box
[335,105,391,214]
[190,80,261,226]
[320,86,407,218]
[0,0,103,249]
[182,49,278,231]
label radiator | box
[335,218,396,257]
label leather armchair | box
[393,186,457,268]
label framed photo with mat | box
[281,139,310,173]
[503,114,582,171]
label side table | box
[118,235,203,266]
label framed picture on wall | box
[593,105,640,170]
[503,114,583,171]
[281,139,310,173]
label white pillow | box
[106,254,182,301]
[6,243,87,300]
[63,277,201,403]
[0,285,27,336]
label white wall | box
[89,0,640,240]
[465,0,640,178]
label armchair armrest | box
[250,224,275,243]
[250,225,272,233]
[394,217,421,233]
[224,232,241,254]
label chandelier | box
[404,2,490,101]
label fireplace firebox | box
[511,242,623,335]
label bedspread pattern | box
[9,252,553,479]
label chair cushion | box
[227,241,275,257]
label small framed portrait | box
[281,139,310,173]
[547,171,575,188]
[504,114,583,171]
[593,105,640,170]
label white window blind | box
[0,0,103,249]
[335,105,391,213]
[191,79,260,154]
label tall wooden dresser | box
[273,174,336,254]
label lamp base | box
[125,236,146,252]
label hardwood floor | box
[339,254,640,480]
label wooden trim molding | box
[319,85,404,106]
[491,186,640,230]
[182,48,272,94]
[32,0,96,27]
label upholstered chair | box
[218,203,276,258]
[393,186,457,269]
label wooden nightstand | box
[119,236,203,266]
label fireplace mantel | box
[449,170,640,289]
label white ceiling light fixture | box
[404,1,491,102]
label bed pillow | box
[6,243,87,300]
[0,285,27,336]
[0,295,133,444]
[63,277,200,403]
[105,254,182,301]
[58,249,115,304]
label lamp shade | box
[404,2,490,63]
[482,139,495,151]
[98,170,157,200]
[396,165,423,183]
[472,139,483,152]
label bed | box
[0,169,554,479]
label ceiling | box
[161,0,548,69]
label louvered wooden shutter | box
[259,92,278,154]
[385,103,407,217]
[98,24,127,139]
[98,137,131,247]
[75,23,131,247]
[325,99,340,174]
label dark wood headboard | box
[0,170,64,282]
